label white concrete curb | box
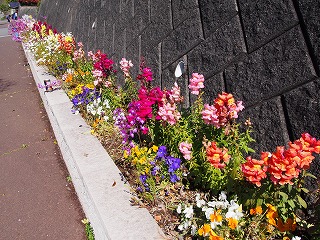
[23,45,166,240]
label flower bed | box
[9,15,320,240]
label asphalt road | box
[0,20,86,239]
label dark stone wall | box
[37,0,320,159]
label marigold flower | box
[277,217,296,232]
[241,153,268,187]
[206,141,230,169]
[209,231,224,240]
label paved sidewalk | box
[0,20,86,239]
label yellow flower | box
[132,157,138,165]
[123,150,128,159]
[81,218,89,224]
[65,35,73,43]
[139,156,147,164]
[152,145,158,152]
[198,224,211,237]
[227,218,238,229]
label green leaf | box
[288,199,295,208]
[257,199,263,206]
[300,188,310,193]
[305,172,317,179]
[287,184,292,193]
[297,195,307,209]
[279,192,288,201]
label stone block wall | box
[38,0,319,164]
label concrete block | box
[296,0,320,74]
[225,26,317,107]
[162,9,204,68]
[171,0,198,29]
[238,0,298,52]
[282,79,320,139]
[188,15,246,79]
[238,97,290,156]
[199,0,238,39]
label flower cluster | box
[91,50,114,86]
[57,33,76,55]
[71,86,100,109]
[202,92,244,128]
[242,133,320,186]
[86,97,110,121]
[177,192,244,239]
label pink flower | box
[169,82,183,103]
[158,102,181,125]
[188,73,204,95]
[179,142,192,160]
[120,58,133,77]
[202,104,219,126]
[202,92,244,128]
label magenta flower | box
[188,73,204,95]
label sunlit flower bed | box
[9,15,320,240]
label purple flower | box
[170,174,180,183]
[166,156,181,173]
[156,146,167,159]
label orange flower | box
[206,141,230,169]
[250,206,263,215]
[209,231,224,240]
[277,217,296,232]
[198,224,211,237]
[267,146,300,185]
[266,204,278,227]
[241,153,268,187]
[210,210,223,222]
[227,218,238,229]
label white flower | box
[210,220,222,230]
[183,205,193,219]
[292,237,301,240]
[208,200,229,209]
[203,207,214,219]
[103,116,109,122]
[176,204,182,214]
[190,225,197,236]
[225,200,243,220]
[196,193,206,208]
[218,191,227,201]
